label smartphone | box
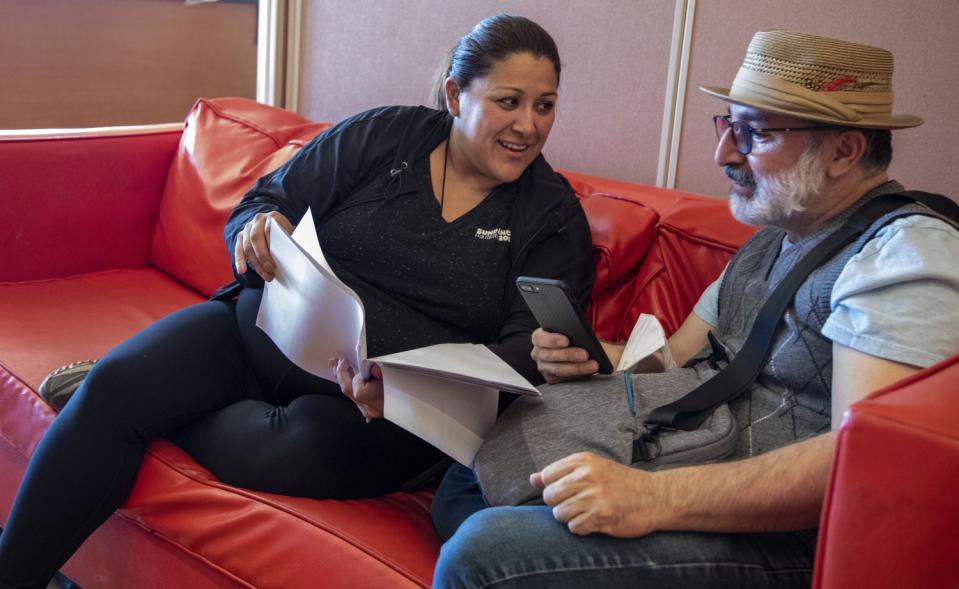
[516,276,614,374]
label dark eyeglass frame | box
[713,114,846,155]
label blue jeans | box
[433,506,816,589]
[432,463,490,541]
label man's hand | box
[233,211,294,281]
[531,329,623,383]
[530,452,665,537]
[333,358,384,421]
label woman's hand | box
[233,211,294,281]
[333,358,384,421]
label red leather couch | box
[1,98,955,588]
[813,353,959,589]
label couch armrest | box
[814,353,959,588]
[0,124,183,282]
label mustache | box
[724,165,755,188]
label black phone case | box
[516,277,615,374]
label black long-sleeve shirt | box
[220,105,594,384]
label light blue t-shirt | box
[692,215,959,368]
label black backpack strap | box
[895,190,959,222]
[644,193,917,432]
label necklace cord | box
[440,138,449,215]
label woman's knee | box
[67,355,147,414]
[73,302,245,412]
[172,398,357,498]
[179,394,439,499]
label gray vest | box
[714,181,947,458]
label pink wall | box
[675,2,959,198]
[298,1,675,183]
[298,1,959,198]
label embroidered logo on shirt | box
[475,228,511,242]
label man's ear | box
[445,77,462,117]
[827,129,868,178]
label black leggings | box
[0,288,442,588]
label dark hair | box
[859,128,893,174]
[808,127,892,176]
[432,14,561,111]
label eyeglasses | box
[713,115,845,155]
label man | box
[432,30,959,588]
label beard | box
[725,145,827,227]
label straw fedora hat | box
[701,30,923,129]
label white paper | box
[255,211,539,464]
[256,212,366,381]
[291,209,334,275]
[380,365,498,466]
[373,344,537,465]
[616,314,667,372]
[372,343,539,396]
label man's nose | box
[714,126,745,167]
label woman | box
[0,14,594,588]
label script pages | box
[255,209,539,465]
[616,313,670,372]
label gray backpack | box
[474,358,736,506]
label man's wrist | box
[614,466,681,537]
[648,467,692,531]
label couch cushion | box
[575,193,659,341]
[562,170,756,339]
[625,199,755,336]
[150,98,331,297]
[117,441,438,588]
[0,127,182,283]
[0,269,204,455]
